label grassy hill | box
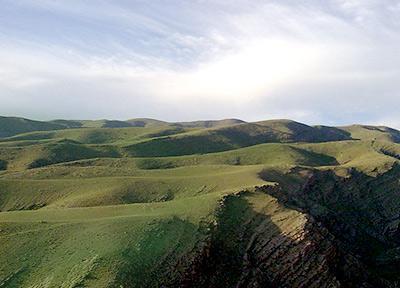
[124,120,352,157]
[1,116,400,287]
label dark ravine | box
[161,191,390,287]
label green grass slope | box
[0,194,220,287]
[0,165,267,211]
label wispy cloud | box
[1,0,400,127]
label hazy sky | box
[1,0,400,127]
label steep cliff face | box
[258,165,400,286]
[168,191,388,287]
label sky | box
[1,0,400,127]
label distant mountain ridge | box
[1,116,400,148]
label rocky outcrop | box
[167,190,388,287]
[258,165,400,286]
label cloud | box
[1,0,400,127]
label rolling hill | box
[1,116,400,287]
[124,120,353,157]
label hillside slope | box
[341,124,400,143]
